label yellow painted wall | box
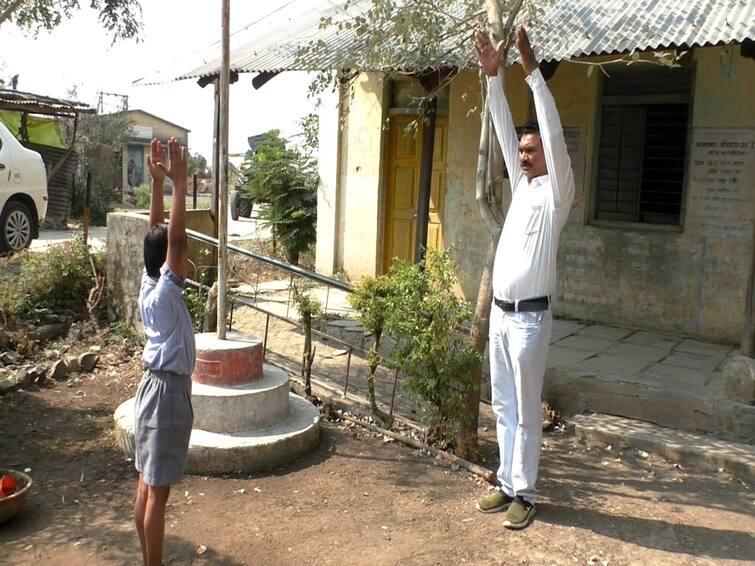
[338,72,387,279]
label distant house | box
[0,89,94,223]
[119,109,189,191]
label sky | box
[0,1,314,163]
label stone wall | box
[107,210,215,335]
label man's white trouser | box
[489,305,552,503]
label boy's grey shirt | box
[139,264,196,376]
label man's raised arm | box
[517,27,575,209]
[475,28,524,193]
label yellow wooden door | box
[383,116,447,272]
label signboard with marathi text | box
[686,128,755,241]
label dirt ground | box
[1,330,754,566]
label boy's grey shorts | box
[134,369,193,486]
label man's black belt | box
[494,296,550,312]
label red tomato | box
[0,474,17,497]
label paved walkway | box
[230,286,752,442]
[230,302,755,479]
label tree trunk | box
[302,313,313,396]
[367,330,381,414]
[457,0,523,461]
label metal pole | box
[83,172,92,246]
[216,0,230,339]
[193,174,198,210]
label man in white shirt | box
[474,25,575,529]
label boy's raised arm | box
[154,137,188,277]
[147,139,166,228]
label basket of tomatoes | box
[0,470,32,525]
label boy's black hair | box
[144,223,168,278]
[519,119,540,135]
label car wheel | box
[0,201,34,253]
[238,196,253,218]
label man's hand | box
[155,137,188,191]
[474,27,505,77]
[147,138,167,185]
[515,26,538,76]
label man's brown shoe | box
[476,490,513,513]
[502,496,536,529]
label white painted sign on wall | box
[686,128,755,241]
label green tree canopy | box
[0,0,142,42]
[241,129,317,265]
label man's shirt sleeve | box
[487,72,524,193]
[525,68,575,209]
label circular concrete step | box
[114,393,320,474]
[191,365,289,433]
[193,331,263,385]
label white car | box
[0,121,48,253]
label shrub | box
[0,237,105,323]
[135,183,150,209]
[182,286,205,332]
[349,274,396,420]
[240,129,317,265]
[383,249,480,442]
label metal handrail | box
[186,228,353,293]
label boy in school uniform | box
[133,137,196,565]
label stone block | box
[638,363,708,391]
[577,324,634,341]
[554,335,615,354]
[604,342,668,363]
[193,331,263,385]
[723,355,755,404]
[191,366,290,433]
[624,331,682,351]
[570,413,755,481]
[674,338,734,359]
[549,319,585,343]
[572,353,651,378]
[662,352,722,373]
[546,345,593,369]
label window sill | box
[589,220,684,234]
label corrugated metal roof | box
[0,89,95,114]
[135,0,755,85]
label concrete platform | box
[114,393,320,474]
[193,331,263,385]
[571,413,755,481]
[317,314,753,443]
[191,365,289,432]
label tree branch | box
[0,0,28,26]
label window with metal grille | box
[594,65,692,225]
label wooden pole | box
[83,172,92,246]
[193,174,198,210]
[217,0,230,339]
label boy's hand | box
[147,139,167,185]
[515,26,538,76]
[474,26,505,77]
[154,137,188,190]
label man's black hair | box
[519,119,540,135]
[144,223,168,278]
